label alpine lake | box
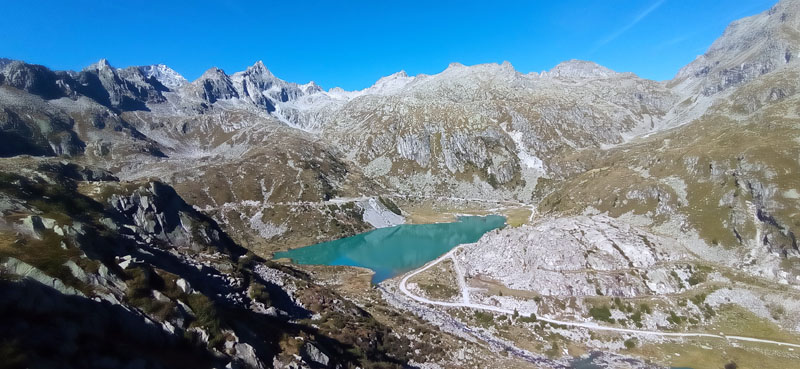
[273,215,507,283]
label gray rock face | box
[300,342,330,367]
[0,61,64,99]
[233,343,266,369]
[185,67,239,104]
[0,94,85,157]
[358,197,405,228]
[138,64,188,90]
[1,257,84,296]
[230,61,291,111]
[75,59,167,110]
[20,215,46,239]
[107,180,242,255]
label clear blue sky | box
[0,0,776,90]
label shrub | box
[690,293,707,305]
[474,311,494,326]
[186,294,225,348]
[688,271,707,286]
[666,311,683,325]
[249,282,272,306]
[589,306,612,322]
[624,338,637,349]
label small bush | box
[589,306,612,322]
[474,311,494,326]
[666,311,684,325]
[690,293,707,305]
[624,338,637,349]
[186,294,225,348]
[688,271,707,286]
[249,282,271,306]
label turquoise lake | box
[273,215,506,283]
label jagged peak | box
[302,80,323,94]
[138,64,188,89]
[244,60,273,77]
[84,58,114,72]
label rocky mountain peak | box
[545,60,616,79]
[245,60,273,77]
[85,58,113,72]
[366,70,415,95]
[302,81,323,94]
[189,67,238,104]
[138,64,187,90]
[447,62,465,69]
[199,67,228,80]
[0,57,13,69]
[672,0,800,95]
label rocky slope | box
[537,0,800,284]
[0,158,425,368]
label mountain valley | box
[3,1,800,368]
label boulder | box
[300,342,330,367]
[20,215,46,239]
[176,278,193,294]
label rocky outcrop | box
[457,216,688,297]
[109,181,241,254]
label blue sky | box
[0,0,775,90]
